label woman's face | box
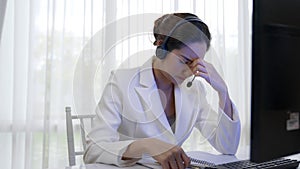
[160,41,207,85]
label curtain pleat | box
[42,0,55,167]
[12,0,29,169]
[238,0,252,147]
[25,0,34,168]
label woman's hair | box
[153,13,211,51]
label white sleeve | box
[83,71,139,167]
[194,83,241,155]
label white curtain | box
[0,0,252,168]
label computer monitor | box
[251,0,300,163]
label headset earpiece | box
[156,45,167,60]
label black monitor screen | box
[251,0,300,163]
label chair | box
[65,106,95,166]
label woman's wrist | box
[218,88,229,106]
[122,139,145,160]
[218,91,233,120]
[141,138,174,156]
[122,138,158,159]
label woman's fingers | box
[153,145,189,169]
[174,152,185,169]
[193,66,208,74]
[190,58,206,68]
[168,158,178,169]
[189,59,217,84]
[181,149,191,168]
[189,59,208,74]
[197,71,210,82]
[160,161,169,169]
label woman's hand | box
[189,59,233,119]
[123,138,190,169]
[145,138,190,169]
[189,58,227,94]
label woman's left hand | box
[189,58,228,94]
[189,58,233,119]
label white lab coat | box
[84,57,241,167]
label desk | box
[65,151,240,169]
[66,163,149,169]
[64,151,300,169]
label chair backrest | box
[65,106,95,166]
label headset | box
[155,16,204,60]
[155,16,204,87]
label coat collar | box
[134,57,198,141]
[139,57,156,88]
[134,57,174,136]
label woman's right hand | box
[122,138,190,168]
[143,138,190,169]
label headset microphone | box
[187,75,196,87]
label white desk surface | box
[64,150,300,169]
[63,151,238,169]
[65,152,239,169]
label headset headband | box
[156,16,204,59]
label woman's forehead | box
[179,42,207,59]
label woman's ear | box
[154,39,164,46]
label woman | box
[84,13,240,169]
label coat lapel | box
[134,58,174,136]
[174,81,198,143]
